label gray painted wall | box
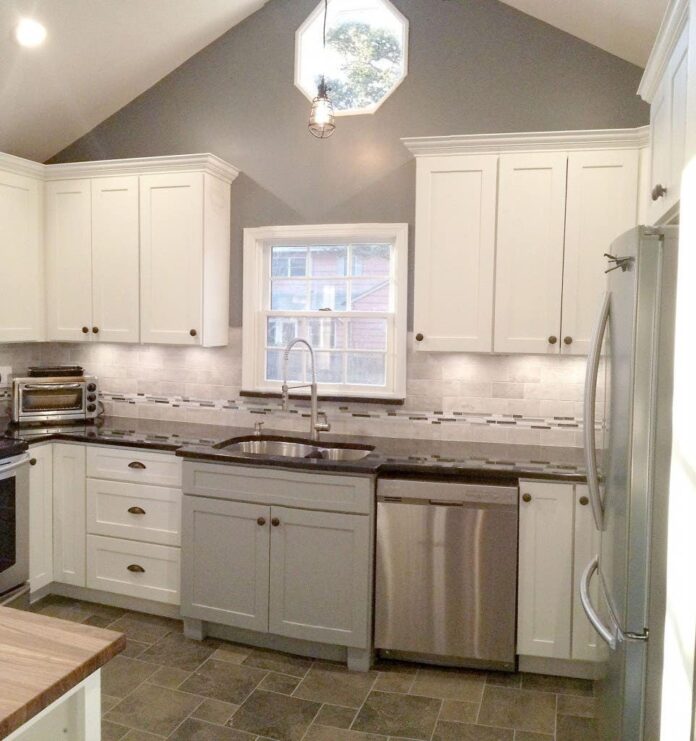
[50,0,648,328]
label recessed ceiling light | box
[14,18,47,48]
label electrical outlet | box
[0,367,12,388]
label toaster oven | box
[12,376,99,424]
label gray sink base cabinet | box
[180,462,375,671]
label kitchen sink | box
[219,437,374,461]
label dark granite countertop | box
[3,416,588,483]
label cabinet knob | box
[127,564,145,573]
[563,336,573,345]
[190,329,197,337]
[257,517,266,526]
[128,506,146,515]
[128,461,147,470]
[92,326,99,334]
[415,333,424,342]
[522,493,532,503]
[579,495,589,506]
[651,184,667,201]
[29,458,37,466]
[548,336,558,345]
[271,517,280,527]
[81,326,89,334]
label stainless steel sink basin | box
[221,437,374,461]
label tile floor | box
[20,596,599,741]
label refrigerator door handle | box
[583,291,610,531]
[580,556,618,650]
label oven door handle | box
[0,454,31,479]
[22,383,83,390]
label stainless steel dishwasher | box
[375,478,518,670]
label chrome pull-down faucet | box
[281,338,331,441]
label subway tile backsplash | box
[0,329,601,447]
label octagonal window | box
[295,0,409,116]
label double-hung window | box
[242,224,408,399]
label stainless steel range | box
[0,439,30,603]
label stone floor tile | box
[81,601,128,621]
[101,656,159,699]
[241,647,313,677]
[486,672,522,689]
[102,720,130,740]
[139,631,218,671]
[520,673,593,696]
[304,726,387,740]
[108,612,181,643]
[258,671,301,694]
[228,688,321,741]
[121,639,151,659]
[557,693,597,718]
[440,700,480,723]
[84,614,118,628]
[211,644,253,665]
[556,714,599,741]
[351,690,441,740]
[179,659,267,704]
[477,687,556,736]
[372,670,415,693]
[102,693,120,714]
[410,667,486,703]
[513,732,554,741]
[313,703,357,729]
[169,718,257,740]
[105,683,202,737]
[294,664,378,708]
[433,721,514,740]
[35,597,94,622]
[121,731,164,741]
[147,665,192,689]
[192,698,240,725]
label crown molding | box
[0,152,46,178]
[44,153,240,183]
[638,0,689,103]
[401,126,650,157]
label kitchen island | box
[0,606,124,739]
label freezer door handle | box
[580,556,618,650]
[583,291,610,531]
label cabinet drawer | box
[184,462,373,514]
[86,479,181,546]
[86,535,180,604]
[87,446,182,487]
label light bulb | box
[308,78,336,139]
[15,18,47,48]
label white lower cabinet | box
[268,506,371,648]
[518,479,602,663]
[52,444,86,587]
[28,445,53,592]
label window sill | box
[240,390,405,405]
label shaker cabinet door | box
[29,445,53,593]
[140,173,204,345]
[91,176,140,343]
[413,155,498,352]
[52,443,86,587]
[494,153,567,354]
[46,179,93,341]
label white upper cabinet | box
[91,176,140,343]
[413,155,497,352]
[140,172,231,346]
[0,165,44,342]
[639,8,689,223]
[561,150,639,354]
[45,179,93,341]
[494,152,568,354]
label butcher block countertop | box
[0,607,125,738]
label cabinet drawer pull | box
[271,517,281,527]
[128,461,147,470]
[127,564,145,573]
[128,506,146,515]
[257,517,266,526]
[522,493,532,503]
[548,336,558,345]
[651,184,667,201]
[579,496,589,506]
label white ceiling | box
[0,0,268,162]
[498,0,669,67]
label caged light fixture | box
[308,0,336,139]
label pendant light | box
[308,0,336,138]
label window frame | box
[242,223,408,400]
[294,0,410,117]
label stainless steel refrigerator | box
[581,225,678,741]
